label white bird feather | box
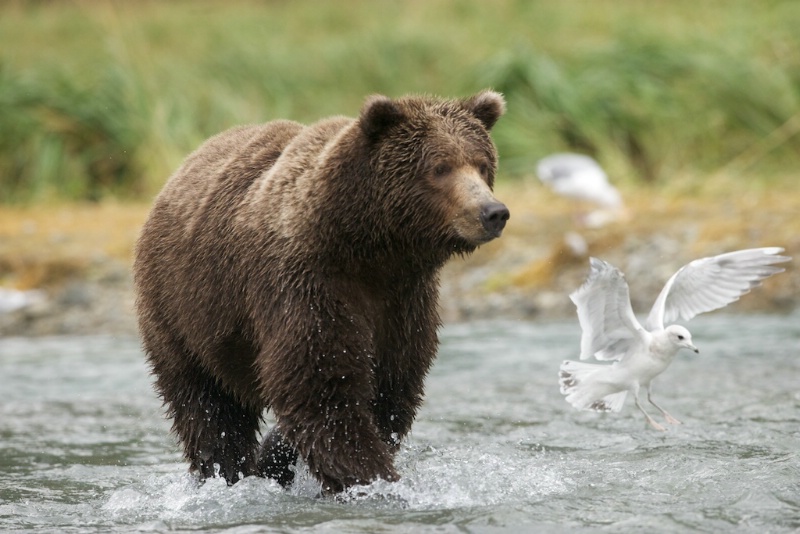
[559,248,790,430]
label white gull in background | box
[536,153,624,228]
[559,248,790,430]
[0,287,47,314]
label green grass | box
[1,0,799,202]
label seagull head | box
[665,325,699,354]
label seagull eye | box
[677,335,685,340]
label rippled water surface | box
[1,314,799,533]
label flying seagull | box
[559,248,790,430]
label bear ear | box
[359,95,405,141]
[463,90,506,131]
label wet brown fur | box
[133,91,507,493]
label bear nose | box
[480,202,510,235]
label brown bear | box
[133,90,509,493]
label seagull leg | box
[647,385,681,425]
[634,387,666,431]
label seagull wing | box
[645,247,790,330]
[570,258,647,361]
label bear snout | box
[448,167,510,244]
[480,201,510,237]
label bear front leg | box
[261,340,399,492]
[256,426,299,487]
[284,406,399,495]
[373,382,425,451]
[372,317,438,451]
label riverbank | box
[1,180,797,337]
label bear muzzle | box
[449,167,510,244]
[480,201,510,238]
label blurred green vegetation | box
[1,0,799,202]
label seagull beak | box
[690,345,699,354]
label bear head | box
[350,90,509,261]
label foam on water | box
[98,437,570,531]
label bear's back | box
[155,120,306,230]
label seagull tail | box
[559,360,627,413]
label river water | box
[1,313,798,533]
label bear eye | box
[478,162,489,176]
[433,163,451,177]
